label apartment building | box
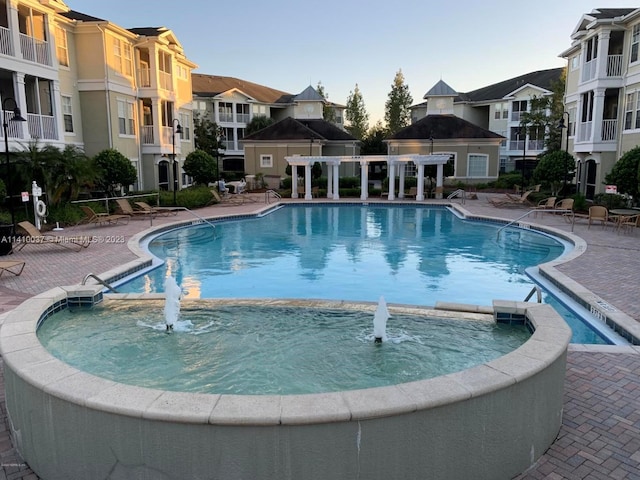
[560,7,640,199]
[411,68,564,177]
[192,74,346,174]
[1,1,196,192]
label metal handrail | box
[497,209,575,239]
[524,285,542,303]
[81,273,118,293]
[168,207,217,231]
[265,190,281,203]
[447,189,466,204]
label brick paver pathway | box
[0,195,638,479]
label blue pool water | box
[118,204,608,344]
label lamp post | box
[216,129,225,186]
[557,111,570,194]
[171,119,182,206]
[3,98,27,236]
[520,125,527,189]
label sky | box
[64,1,640,125]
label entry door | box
[585,159,597,200]
[158,161,169,191]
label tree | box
[14,139,61,195]
[49,145,95,205]
[246,115,274,135]
[384,69,413,134]
[316,81,337,123]
[605,146,640,198]
[193,113,225,157]
[94,149,137,195]
[183,150,217,185]
[545,68,567,152]
[361,121,388,155]
[532,150,575,196]
[345,83,369,140]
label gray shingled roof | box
[295,86,324,102]
[242,117,357,142]
[387,114,504,140]
[62,10,106,22]
[588,8,635,19]
[423,80,457,99]
[128,27,168,36]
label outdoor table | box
[609,209,640,231]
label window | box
[624,92,634,130]
[568,107,577,136]
[631,25,640,63]
[113,37,132,76]
[635,94,640,130]
[61,95,73,133]
[467,154,488,178]
[494,103,508,120]
[176,64,188,80]
[253,104,266,115]
[260,154,273,168]
[511,100,527,121]
[117,99,135,135]
[571,54,580,71]
[55,26,69,67]
[179,113,190,140]
[494,103,502,120]
[236,103,250,123]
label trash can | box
[0,224,13,256]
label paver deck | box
[0,193,638,479]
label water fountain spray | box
[373,296,390,344]
[164,276,182,332]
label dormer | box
[424,80,457,115]
[293,85,324,119]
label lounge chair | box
[211,189,246,205]
[115,199,154,218]
[532,196,557,217]
[15,221,89,252]
[488,190,533,207]
[588,205,608,229]
[405,187,418,199]
[79,206,130,226]
[0,260,25,277]
[134,201,180,216]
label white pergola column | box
[332,163,340,199]
[416,163,425,201]
[304,164,312,200]
[291,165,299,198]
[326,164,333,198]
[398,164,406,199]
[360,159,369,200]
[388,162,396,200]
[435,164,444,199]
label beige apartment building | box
[560,7,640,199]
[0,0,196,192]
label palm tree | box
[50,145,96,205]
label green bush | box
[159,185,212,209]
[489,173,522,190]
[593,193,627,210]
[572,193,587,212]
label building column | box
[398,163,406,199]
[596,31,611,78]
[7,0,20,58]
[416,163,425,201]
[51,80,63,141]
[151,98,162,146]
[332,163,340,200]
[591,88,606,143]
[435,164,444,199]
[360,159,368,200]
[291,165,298,198]
[14,73,29,139]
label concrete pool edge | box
[0,290,571,479]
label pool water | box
[117,205,608,344]
[37,301,530,395]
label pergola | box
[284,154,452,201]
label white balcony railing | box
[161,126,173,145]
[607,55,623,77]
[138,67,151,88]
[509,140,524,151]
[27,113,57,140]
[2,111,24,138]
[601,119,617,141]
[578,121,593,142]
[528,139,545,151]
[222,139,234,151]
[19,34,51,66]
[218,113,233,123]
[159,71,172,90]
[0,26,14,56]
[236,113,250,123]
[511,111,522,122]
[141,125,154,144]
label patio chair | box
[134,201,180,216]
[211,189,246,206]
[588,205,608,229]
[79,206,130,226]
[405,187,418,199]
[0,260,25,277]
[15,221,89,252]
[616,214,639,234]
[115,199,154,218]
[488,190,533,207]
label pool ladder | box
[265,190,281,203]
[524,286,542,303]
[81,273,118,293]
[447,189,466,204]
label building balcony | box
[19,33,51,66]
[581,55,623,83]
[2,111,24,139]
[576,119,618,143]
[140,125,181,154]
[0,26,14,56]
[507,139,545,153]
[138,67,151,88]
[27,113,57,140]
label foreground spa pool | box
[37,300,530,395]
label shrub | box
[489,173,522,190]
[572,193,587,212]
[593,193,627,210]
[159,185,213,209]
[183,150,217,185]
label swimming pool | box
[118,204,608,343]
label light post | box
[557,111,570,194]
[216,129,225,186]
[2,98,26,236]
[520,125,527,189]
[171,119,182,206]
